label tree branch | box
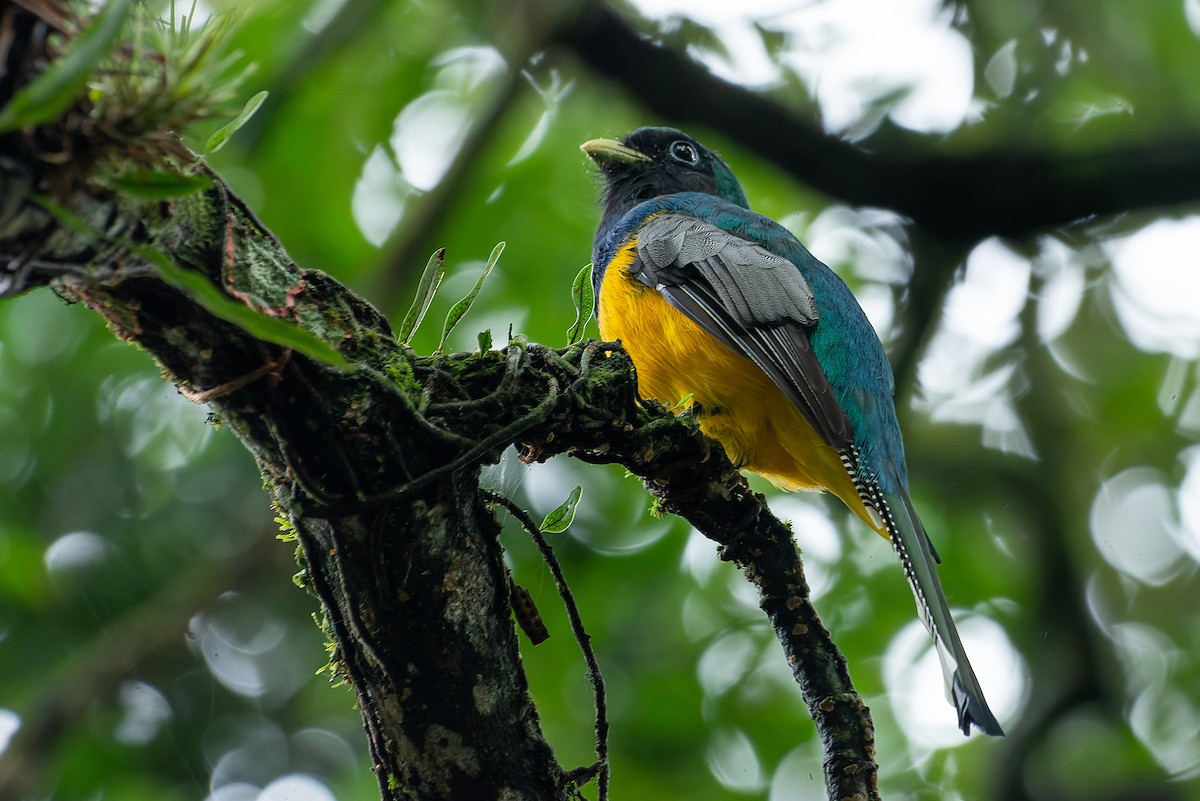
[0,169,877,798]
[516,356,878,800]
[559,3,1200,242]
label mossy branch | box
[1,183,879,800]
[0,4,876,800]
[0,176,878,801]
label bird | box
[581,126,1003,737]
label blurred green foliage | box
[2,1,1200,800]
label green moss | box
[648,497,667,518]
[383,350,420,395]
[274,513,298,542]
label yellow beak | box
[580,138,651,166]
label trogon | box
[581,126,1003,737]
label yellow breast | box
[598,241,872,530]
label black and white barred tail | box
[840,446,1004,737]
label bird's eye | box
[668,140,699,165]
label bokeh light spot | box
[707,727,766,793]
[203,785,257,801]
[259,775,337,801]
[388,47,505,193]
[209,719,289,791]
[391,91,471,192]
[114,681,173,745]
[190,593,312,703]
[1130,686,1200,780]
[918,238,1033,456]
[1107,217,1200,358]
[697,630,758,699]
[44,531,109,573]
[0,710,19,754]
[1035,236,1087,344]
[768,741,825,801]
[351,145,406,247]
[102,375,212,470]
[0,291,87,365]
[1090,467,1185,586]
[1174,445,1200,562]
[779,0,974,134]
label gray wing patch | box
[639,215,818,327]
[631,213,852,448]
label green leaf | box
[477,329,492,354]
[566,262,595,345]
[204,90,269,155]
[134,243,349,368]
[669,392,695,411]
[109,169,213,199]
[32,192,349,369]
[29,193,94,237]
[0,0,133,133]
[438,241,504,352]
[398,248,446,346]
[540,485,582,534]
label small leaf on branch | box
[109,169,213,199]
[204,90,269,155]
[669,392,694,411]
[399,248,446,346]
[567,262,595,345]
[438,241,504,353]
[540,485,583,534]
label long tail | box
[880,485,1003,735]
[841,448,1004,736]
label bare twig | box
[485,490,610,801]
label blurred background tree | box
[2,0,1199,800]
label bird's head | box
[581,127,750,220]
